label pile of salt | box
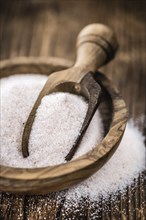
[0,74,145,203]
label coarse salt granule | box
[0,74,145,203]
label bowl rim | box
[0,57,127,194]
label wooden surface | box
[0,0,145,219]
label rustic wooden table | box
[0,0,145,219]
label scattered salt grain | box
[0,74,145,203]
[66,120,145,203]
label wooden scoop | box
[52,71,101,161]
[22,24,118,159]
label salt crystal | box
[0,74,103,168]
[0,74,145,203]
[66,121,145,202]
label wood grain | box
[0,0,145,219]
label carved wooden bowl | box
[0,57,127,194]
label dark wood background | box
[0,0,145,219]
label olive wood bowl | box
[0,57,127,194]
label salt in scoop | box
[22,24,118,160]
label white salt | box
[0,74,103,167]
[66,121,145,203]
[0,74,145,202]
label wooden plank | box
[87,198,103,220]
[139,172,146,220]
[110,194,121,220]
[61,197,89,219]
[127,184,135,220]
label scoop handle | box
[74,24,118,72]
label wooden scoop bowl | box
[22,24,118,160]
[0,25,127,195]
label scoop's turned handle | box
[74,24,118,72]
